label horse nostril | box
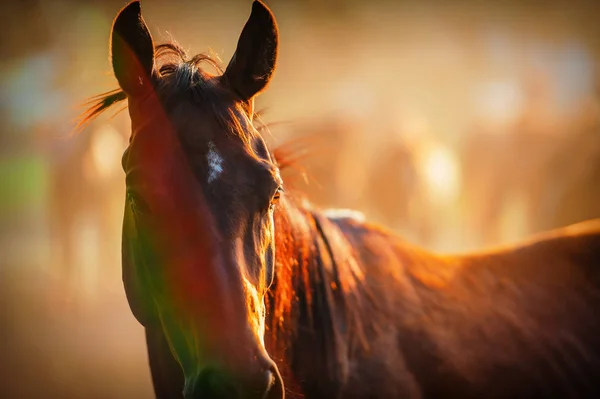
[188,363,284,399]
[192,368,238,399]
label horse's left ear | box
[222,1,279,102]
[110,1,155,97]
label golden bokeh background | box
[1,0,599,397]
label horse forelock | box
[78,41,261,144]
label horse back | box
[435,219,600,398]
[325,214,600,398]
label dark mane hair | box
[267,198,373,396]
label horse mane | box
[80,39,371,395]
[267,195,372,395]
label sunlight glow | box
[420,144,461,205]
[89,124,126,180]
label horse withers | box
[83,1,600,398]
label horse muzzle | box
[183,357,284,399]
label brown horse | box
[83,1,600,398]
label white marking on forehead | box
[323,208,366,222]
[206,141,224,183]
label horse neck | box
[265,196,369,391]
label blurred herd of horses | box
[288,79,600,246]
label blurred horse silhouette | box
[531,76,600,232]
[82,1,600,398]
[47,123,126,289]
[460,71,600,247]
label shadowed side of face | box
[111,1,284,398]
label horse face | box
[112,1,283,398]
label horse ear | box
[110,1,155,96]
[222,1,279,101]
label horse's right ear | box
[110,1,155,96]
[222,1,279,102]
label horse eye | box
[269,187,283,210]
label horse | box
[82,1,600,398]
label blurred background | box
[1,0,599,397]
